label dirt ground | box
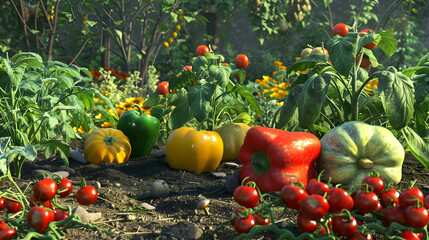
[1,139,429,240]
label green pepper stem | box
[131,104,144,116]
[251,151,271,176]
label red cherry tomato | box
[380,189,400,208]
[33,178,58,201]
[196,45,210,56]
[0,221,8,231]
[76,186,98,206]
[233,186,259,208]
[356,54,372,69]
[182,65,192,72]
[57,178,73,198]
[300,194,330,220]
[0,198,4,211]
[327,187,354,213]
[354,191,379,214]
[379,205,407,227]
[332,23,349,37]
[29,194,52,208]
[235,54,249,69]
[349,231,373,240]
[399,231,421,240]
[306,179,330,196]
[332,215,358,237]
[424,195,429,209]
[230,207,245,226]
[156,81,169,95]
[361,176,384,194]
[359,29,377,49]
[404,205,429,229]
[280,185,308,210]
[27,206,55,233]
[253,214,270,225]
[232,214,255,235]
[0,228,17,240]
[4,198,21,213]
[296,212,318,233]
[53,208,68,222]
[399,188,424,209]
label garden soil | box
[2,139,429,240]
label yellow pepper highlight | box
[166,127,223,173]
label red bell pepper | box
[239,127,321,192]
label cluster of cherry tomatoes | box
[230,175,429,239]
[332,23,376,69]
[0,177,98,239]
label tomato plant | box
[182,65,192,72]
[76,186,98,206]
[156,81,169,95]
[29,194,52,208]
[280,185,308,210]
[300,194,330,220]
[33,178,58,201]
[233,186,259,208]
[4,198,21,213]
[27,206,54,233]
[195,45,210,56]
[57,178,73,198]
[332,23,349,37]
[356,54,372,68]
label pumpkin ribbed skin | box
[316,121,405,187]
[84,128,132,166]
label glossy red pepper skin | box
[239,127,321,192]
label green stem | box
[351,55,360,121]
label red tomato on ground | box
[76,186,98,206]
[233,186,259,208]
[379,205,407,227]
[196,45,210,56]
[235,54,249,69]
[354,191,379,214]
[399,188,424,209]
[300,194,330,220]
[29,194,52,208]
[399,231,421,240]
[27,206,55,233]
[232,214,255,235]
[404,205,429,229]
[33,178,58,201]
[380,189,400,208]
[361,176,384,194]
[327,187,354,213]
[4,198,21,213]
[0,228,17,240]
[332,215,358,237]
[280,185,308,210]
[332,23,349,37]
[156,81,169,95]
[253,214,270,225]
[0,198,4,211]
[306,179,329,196]
[359,29,377,49]
[296,212,318,233]
[349,231,373,240]
[57,178,73,198]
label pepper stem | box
[251,151,271,176]
[103,135,117,145]
[357,158,373,169]
[132,104,143,116]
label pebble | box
[224,169,241,193]
[92,181,102,189]
[223,162,241,168]
[141,202,156,211]
[150,180,170,198]
[150,149,166,158]
[211,172,227,178]
[68,150,88,163]
[114,183,121,187]
[72,206,102,223]
[161,221,203,239]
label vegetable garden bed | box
[0,139,427,240]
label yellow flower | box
[279,66,286,71]
[295,57,301,61]
[276,102,284,106]
[273,71,277,75]
[94,113,103,119]
[100,90,111,96]
[101,122,113,128]
[274,61,283,67]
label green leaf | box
[209,65,229,88]
[362,48,381,68]
[0,145,37,175]
[40,139,70,167]
[10,52,44,68]
[143,91,161,107]
[86,20,97,27]
[358,32,380,51]
[417,53,429,66]
[188,84,216,123]
[170,103,194,129]
[233,112,251,124]
[287,55,330,76]
[376,30,398,58]
[298,73,331,128]
[377,66,415,129]
[114,29,123,41]
[0,137,10,154]
[169,70,196,90]
[402,127,429,169]
[192,56,207,73]
[75,88,95,110]
[233,85,261,116]
[326,33,359,77]
[276,87,301,129]
[19,72,43,93]
[168,88,188,106]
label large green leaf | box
[188,84,216,122]
[192,56,207,73]
[143,91,161,107]
[402,127,429,169]
[169,69,196,90]
[357,32,380,51]
[376,30,398,58]
[233,85,261,116]
[326,33,359,77]
[276,85,301,129]
[19,72,43,93]
[10,52,43,68]
[170,103,194,129]
[378,66,415,129]
[167,88,187,106]
[0,137,10,154]
[0,145,37,175]
[209,65,230,88]
[287,54,329,76]
[298,73,332,128]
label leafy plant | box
[0,52,114,177]
[275,26,429,168]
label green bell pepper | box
[116,104,160,158]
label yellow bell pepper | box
[214,123,251,161]
[166,127,223,173]
[84,128,132,165]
